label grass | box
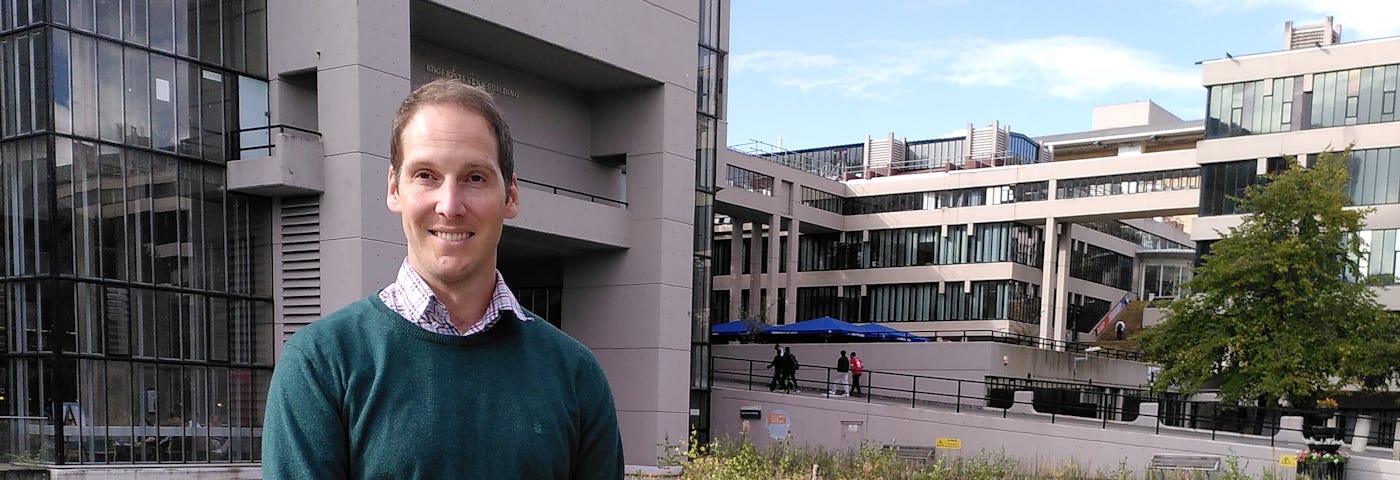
[635,433,1289,480]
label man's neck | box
[425,271,498,333]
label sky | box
[725,0,1400,151]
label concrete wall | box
[708,388,1400,479]
[715,342,1154,392]
[267,0,700,467]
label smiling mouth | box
[432,231,474,241]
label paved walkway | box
[715,377,1398,462]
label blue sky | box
[726,0,1400,150]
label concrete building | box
[1,0,723,471]
[712,107,1198,344]
[1193,17,1400,309]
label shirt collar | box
[382,259,526,336]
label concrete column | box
[1351,416,1371,452]
[1052,223,1074,350]
[766,214,781,323]
[273,2,411,330]
[748,221,763,319]
[1038,217,1058,344]
[728,223,744,321]
[784,219,801,325]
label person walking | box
[781,347,799,393]
[849,351,864,397]
[766,345,784,391]
[832,350,851,397]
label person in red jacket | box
[849,352,864,397]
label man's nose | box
[435,185,468,217]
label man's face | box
[387,104,518,291]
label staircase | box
[1093,300,1147,351]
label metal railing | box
[518,179,626,208]
[711,355,1400,450]
[236,124,323,159]
[898,329,1146,361]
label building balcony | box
[226,125,325,196]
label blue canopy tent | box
[766,316,869,339]
[853,323,930,342]
[710,319,770,337]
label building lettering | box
[424,64,521,99]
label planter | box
[1305,442,1342,454]
[1309,426,1338,440]
[1296,461,1346,480]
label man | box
[781,347,799,393]
[832,350,851,397]
[849,351,864,397]
[262,79,625,478]
[766,345,784,391]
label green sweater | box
[262,295,624,479]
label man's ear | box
[503,175,519,219]
[386,169,402,213]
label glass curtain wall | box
[0,1,272,465]
[692,0,724,444]
[862,280,1039,323]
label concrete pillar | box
[1038,217,1058,344]
[1278,416,1308,445]
[1052,223,1074,350]
[784,219,801,325]
[1351,416,1371,452]
[728,223,744,321]
[766,214,781,323]
[748,221,763,320]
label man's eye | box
[468,174,486,183]
[414,171,434,180]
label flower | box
[1296,447,1350,465]
[1316,397,1339,409]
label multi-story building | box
[1193,17,1400,310]
[1,0,723,470]
[1,0,276,466]
[713,106,1198,343]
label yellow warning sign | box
[1279,454,1297,467]
[935,438,962,450]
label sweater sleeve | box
[572,358,625,479]
[263,342,350,480]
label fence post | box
[748,361,753,391]
[912,377,918,408]
[956,381,962,413]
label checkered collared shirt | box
[378,259,526,336]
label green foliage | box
[1138,149,1400,404]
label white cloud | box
[1179,0,1400,39]
[732,36,1198,101]
[941,36,1200,99]
[730,51,841,73]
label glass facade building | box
[1,1,272,465]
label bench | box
[1146,454,1221,479]
[882,444,936,465]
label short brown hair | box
[389,78,514,184]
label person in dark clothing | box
[781,347,799,392]
[766,345,784,391]
[832,350,851,397]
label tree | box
[1138,149,1400,405]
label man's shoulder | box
[285,296,388,350]
[512,311,603,364]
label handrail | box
[710,354,1400,450]
[901,328,1146,361]
[517,179,627,208]
[236,124,323,158]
